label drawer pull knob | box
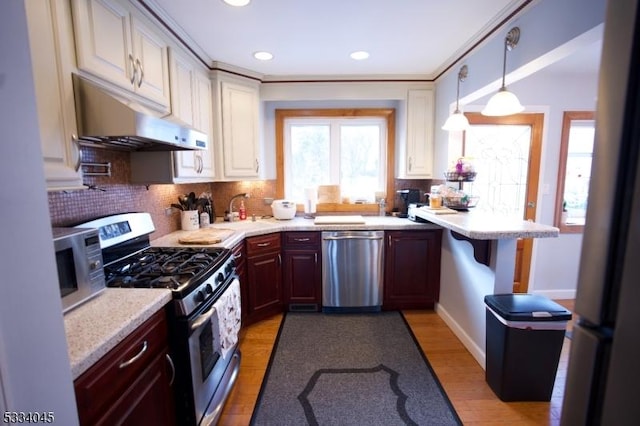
[257,242,271,247]
[294,238,310,242]
[119,341,148,369]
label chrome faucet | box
[228,193,250,222]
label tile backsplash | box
[47,148,278,239]
[48,147,436,239]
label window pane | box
[464,124,531,217]
[564,122,594,224]
[289,125,330,201]
[340,125,382,201]
[285,117,387,203]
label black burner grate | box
[105,247,226,291]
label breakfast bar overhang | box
[414,209,560,368]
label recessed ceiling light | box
[350,51,370,60]
[253,51,273,61]
[222,0,250,6]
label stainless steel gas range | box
[76,213,241,426]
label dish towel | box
[212,279,242,359]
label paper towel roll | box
[304,187,317,214]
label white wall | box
[434,0,605,299]
[0,2,78,423]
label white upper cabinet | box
[399,89,435,178]
[168,48,196,127]
[26,0,84,191]
[172,67,215,181]
[131,51,214,184]
[212,72,262,180]
[71,0,170,109]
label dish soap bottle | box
[239,200,247,220]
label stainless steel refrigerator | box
[561,0,640,424]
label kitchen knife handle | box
[119,340,148,369]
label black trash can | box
[484,293,572,402]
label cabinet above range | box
[71,0,171,111]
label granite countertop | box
[151,215,441,248]
[413,208,559,240]
[64,288,172,379]
[152,212,558,248]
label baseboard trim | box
[435,303,486,370]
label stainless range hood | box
[72,74,206,151]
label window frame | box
[275,108,396,213]
[554,111,595,234]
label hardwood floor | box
[218,300,575,425]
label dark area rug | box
[250,312,462,425]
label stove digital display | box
[100,221,132,241]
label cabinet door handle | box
[255,159,259,173]
[119,340,148,369]
[135,58,144,88]
[408,156,413,171]
[314,253,318,263]
[294,238,310,242]
[257,242,271,247]
[72,134,83,172]
[128,53,136,85]
[278,253,282,266]
[165,353,175,386]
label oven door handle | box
[191,306,216,333]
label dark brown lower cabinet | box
[245,233,283,325]
[282,232,322,311]
[383,230,443,310]
[74,309,175,426]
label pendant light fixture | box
[482,27,524,116]
[442,65,470,131]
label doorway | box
[463,112,544,293]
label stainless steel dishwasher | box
[321,230,384,312]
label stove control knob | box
[194,290,205,304]
[205,284,213,294]
[216,272,224,284]
[225,261,235,274]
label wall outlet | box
[263,197,274,205]
[165,207,174,216]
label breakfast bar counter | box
[415,208,559,368]
[413,208,559,240]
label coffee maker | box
[396,189,421,218]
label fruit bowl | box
[442,195,479,210]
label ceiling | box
[146,0,531,80]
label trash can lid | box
[484,294,572,321]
